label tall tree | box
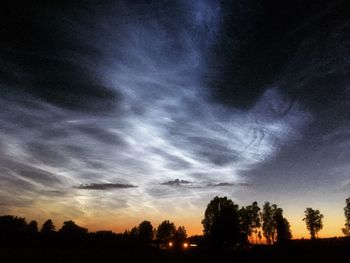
[262,202,291,244]
[262,202,275,244]
[202,196,242,247]
[303,208,323,239]
[342,197,350,236]
[138,221,154,242]
[273,208,292,243]
[156,220,176,241]
[174,226,187,242]
[239,201,261,243]
[41,219,55,233]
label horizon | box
[4,196,348,240]
[1,0,350,242]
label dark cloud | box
[74,183,137,190]
[0,1,120,114]
[161,179,192,187]
[209,182,252,187]
[207,0,349,111]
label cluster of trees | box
[0,216,187,246]
[126,220,187,243]
[202,195,350,244]
[202,197,292,248]
[301,197,350,240]
[0,216,88,237]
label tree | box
[130,226,139,238]
[41,219,55,233]
[262,202,276,244]
[27,220,38,233]
[156,220,176,241]
[174,226,187,242]
[273,208,292,243]
[138,221,154,242]
[303,208,323,239]
[262,202,291,244]
[342,197,350,236]
[202,196,242,247]
[0,215,27,240]
[239,201,261,243]
[58,220,88,235]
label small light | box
[168,242,173,247]
[183,242,188,248]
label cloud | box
[1,2,120,114]
[74,183,137,190]
[161,179,192,187]
[76,125,126,146]
[209,182,252,187]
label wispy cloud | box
[161,179,192,187]
[74,183,137,190]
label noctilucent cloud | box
[1,1,350,237]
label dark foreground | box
[1,238,350,263]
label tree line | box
[0,196,350,248]
[201,197,292,248]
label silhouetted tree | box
[262,202,291,244]
[239,201,261,243]
[202,196,243,247]
[138,221,154,242]
[262,202,276,244]
[58,220,88,246]
[0,215,27,241]
[156,220,176,241]
[59,220,88,235]
[273,208,292,243]
[303,208,323,239]
[27,220,38,233]
[130,226,139,238]
[342,197,350,236]
[174,226,187,242]
[41,219,55,233]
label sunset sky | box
[1,0,350,239]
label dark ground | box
[1,238,350,263]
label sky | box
[1,0,350,238]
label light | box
[168,242,173,247]
[183,242,189,248]
[190,244,197,247]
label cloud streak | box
[74,183,137,190]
